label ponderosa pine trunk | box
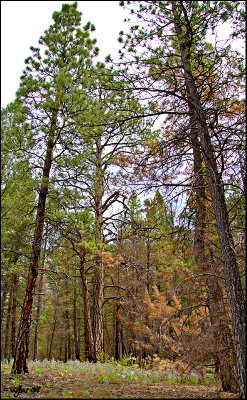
[64,340,68,363]
[73,261,80,360]
[33,233,47,361]
[48,307,57,360]
[65,273,71,361]
[92,252,104,358]
[92,136,105,358]
[146,236,151,294]
[173,5,246,396]
[1,255,19,360]
[191,124,238,392]
[4,296,11,360]
[12,110,57,374]
[1,276,8,359]
[115,303,121,360]
[206,257,238,392]
[115,263,122,360]
[32,270,44,360]
[79,251,96,362]
[11,274,19,359]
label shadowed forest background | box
[1,1,245,398]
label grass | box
[10,376,20,385]
[1,357,221,399]
[1,357,221,386]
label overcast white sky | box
[1,1,130,107]
[1,1,245,108]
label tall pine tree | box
[12,2,99,373]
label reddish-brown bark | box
[12,111,57,374]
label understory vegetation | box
[1,357,225,399]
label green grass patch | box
[1,358,221,389]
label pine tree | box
[118,2,245,395]
[11,2,99,373]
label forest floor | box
[1,359,239,399]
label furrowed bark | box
[172,4,246,396]
[11,274,19,359]
[115,263,123,361]
[65,272,72,361]
[92,136,105,358]
[92,254,104,357]
[12,110,58,374]
[191,122,238,392]
[4,296,11,360]
[73,261,80,360]
[79,252,96,362]
[33,233,47,360]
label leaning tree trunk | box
[191,127,238,392]
[172,6,246,397]
[12,111,57,374]
[206,255,238,392]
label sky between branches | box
[1,0,129,107]
[1,1,244,108]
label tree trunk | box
[33,233,47,360]
[207,258,238,392]
[73,261,80,360]
[77,303,82,358]
[67,332,71,361]
[59,341,63,360]
[115,303,120,360]
[1,255,20,360]
[173,6,246,396]
[33,271,44,360]
[11,274,19,359]
[48,307,57,359]
[12,110,58,374]
[65,273,71,361]
[115,263,122,360]
[120,326,125,357]
[64,339,67,363]
[191,127,238,392]
[92,254,104,357]
[79,252,96,362]
[1,276,8,336]
[46,334,50,358]
[4,295,12,360]
[146,236,150,294]
[92,136,105,358]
